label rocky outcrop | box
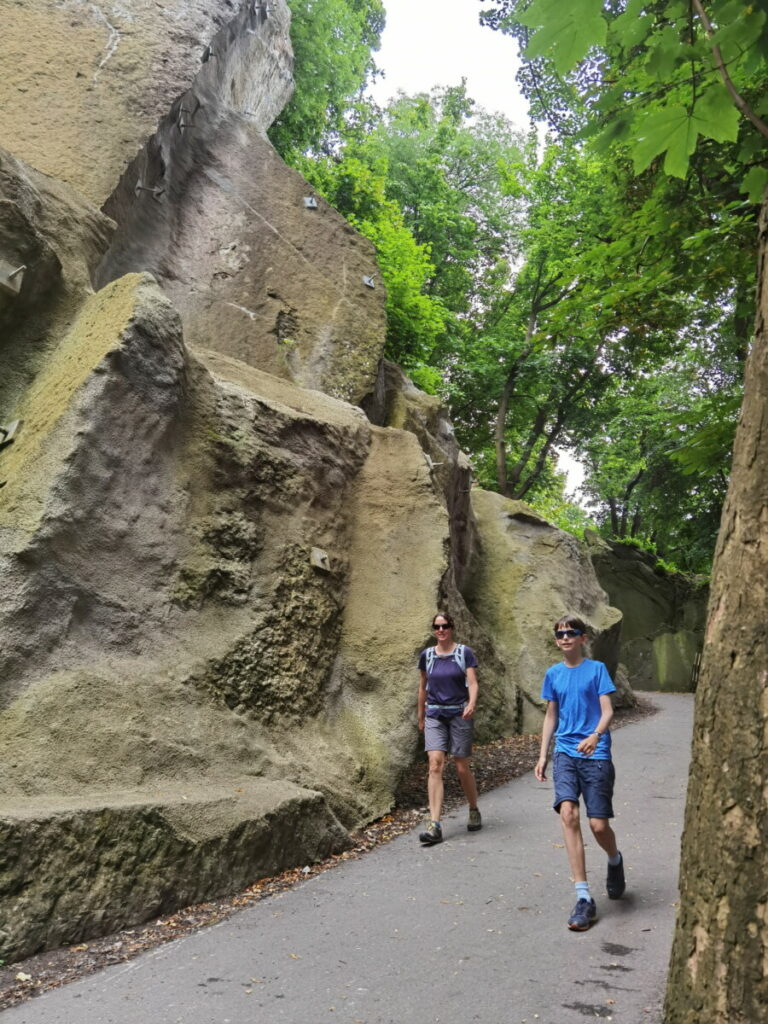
[0,782,347,962]
[0,269,448,959]
[466,492,624,730]
[587,535,707,691]
[0,0,293,207]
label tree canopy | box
[271,0,768,574]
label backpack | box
[425,643,467,678]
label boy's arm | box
[418,670,428,731]
[576,692,615,755]
[535,700,558,781]
[462,665,478,719]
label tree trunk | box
[664,197,768,1021]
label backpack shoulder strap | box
[425,647,436,675]
[454,643,466,675]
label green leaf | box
[693,86,741,144]
[611,10,654,51]
[646,26,686,80]
[709,9,766,63]
[520,0,607,75]
[631,106,698,177]
[740,166,768,202]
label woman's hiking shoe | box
[567,898,597,931]
[419,821,443,845]
[606,853,626,899]
[467,808,482,832]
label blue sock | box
[608,852,622,866]
[575,881,592,902]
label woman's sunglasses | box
[554,629,584,639]
[433,623,452,631]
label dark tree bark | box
[665,197,768,1022]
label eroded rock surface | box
[0,0,293,206]
[466,491,624,729]
[587,535,707,691]
[0,267,471,959]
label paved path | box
[4,693,693,1024]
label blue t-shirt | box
[541,658,616,759]
[418,645,478,717]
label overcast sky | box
[370,0,530,126]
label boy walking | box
[535,615,626,930]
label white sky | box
[371,0,530,126]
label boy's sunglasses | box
[554,629,584,639]
[433,623,452,631]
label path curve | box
[4,693,693,1024]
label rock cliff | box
[0,0,624,960]
[587,535,707,691]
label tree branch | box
[691,0,768,140]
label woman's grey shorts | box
[424,714,474,758]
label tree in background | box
[268,0,385,161]
[480,0,760,566]
[480,1,768,1018]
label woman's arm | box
[418,670,428,732]
[462,665,478,719]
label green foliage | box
[482,0,768,186]
[519,0,606,74]
[268,0,385,160]
[295,139,450,373]
[478,0,768,571]
[528,488,597,536]
[297,86,527,378]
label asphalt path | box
[4,692,694,1024]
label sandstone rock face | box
[466,491,624,730]
[0,0,293,206]
[0,272,450,959]
[0,782,347,962]
[363,360,479,593]
[0,147,115,409]
[588,536,707,691]
[98,129,385,404]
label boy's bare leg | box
[454,756,479,809]
[589,817,619,858]
[559,800,587,882]
[427,750,446,821]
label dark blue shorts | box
[553,751,615,819]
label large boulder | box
[0,272,460,959]
[587,535,708,691]
[466,492,625,730]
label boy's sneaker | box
[419,821,443,845]
[567,898,597,931]
[606,853,626,899]
[467,808,482,832]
